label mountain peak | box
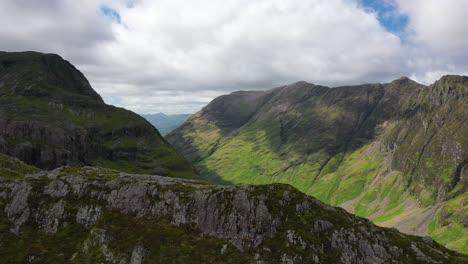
[389,76,420,86]
[286,80,315,88]
[436,74,468,85]
[0,51,103,102]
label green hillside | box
[168,76,468,253]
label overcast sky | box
[1,0,467,114]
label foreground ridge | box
[0,155,466,263]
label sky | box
[1,0,467,114]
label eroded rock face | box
[0,168,464,263]
[76,205,102,228]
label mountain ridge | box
[167,75,468,253]
[0,153,466,263]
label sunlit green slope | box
[168,76,468,253]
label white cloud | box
[89,0,406,113]
[393,0,468,82]
[0,0,466,114]
[395,0,468,53]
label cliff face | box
[0,51,196,179]
[0,154,465,264]
[167,76,468,252]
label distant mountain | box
[1,153,465,263]
[143,113,191,135]
[0,51,196,179]
[168,76,468,253]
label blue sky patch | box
[104,96,123,107]
[126,1,136,8]
[360,0,408,36]
[100,6,121,24]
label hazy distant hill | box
[143,113,191,135]
[168,76,468,253]
[0,51,196,178]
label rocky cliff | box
[167,76,468,252]
[0,154,466,263]
[0,51,196,178]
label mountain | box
[142,113,191,135]
[167,76,468,253]
[0,154,466,263]
[0,51,196,179]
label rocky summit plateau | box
[0,50,466,264]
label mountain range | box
[167,76,468,253]
[142,113,191,135]
[0,51,466,263]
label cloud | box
[89,0,406,113]
[392,0,468,83]
[0,0,115,64]
[0,0,466,114]
[395,0,468,53]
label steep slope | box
[167,76,468,252]
[0,51,195,179]
[0,154,465,263]
[142,113,191,135]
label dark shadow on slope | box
[195,163,235,185]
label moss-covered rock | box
[0,164,465,263]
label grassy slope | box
[167,77,468,253]
[0,154,41,181]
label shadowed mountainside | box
[0,51,196,179]
[168,76,468,253]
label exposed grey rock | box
[82,229,110,252]
[27,255,40,263]
[0,171,461,263]
[422,236,434,245]
[411,244,441,264]
[330,229,399,264]
[76,205,102,228]
[129,244,146,264]
[221,244,228,255]
[313,220,333,232]
[37,200,66,233]
[44,180,69,197]
[286,230,306,249]
[5,182,32,234]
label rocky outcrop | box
[0,165,465,263]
